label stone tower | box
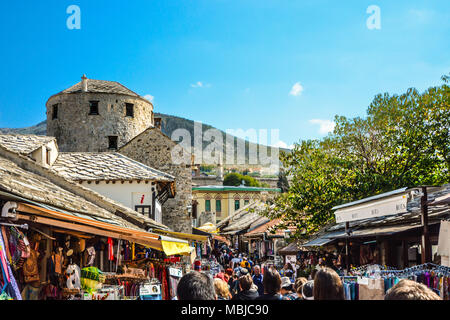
[46,75,154,152]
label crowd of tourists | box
[176,249,443,301]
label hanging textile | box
[0,228,21,299]
[23,248,40,283]
[107,238,114,261]
[66,264,81,289]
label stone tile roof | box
[245,218,295,237]
[218,202,268,234]
[0,155,144,231]
[0,134,55,155]
[61,79,140,97]
[52,152,175,182]
[245,218,281,236]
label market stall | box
[0,199,195,300]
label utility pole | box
[345,222,350,272]
[420,187,432,263]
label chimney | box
[81,74,88,92]
[154,117,162,130]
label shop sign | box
[285,255,296,266]
[140,284,161,296]
[335,194,408,223]
[169,267,183,278]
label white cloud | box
[289,82,304,96]
[271,140,295,149]
[143,94,154,102]
[309,119,336,135]
[191,81,211,88]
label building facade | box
[45,75,192,233]
[119,126,193,234]
[51,152,175,225]
[46,75,154,152]
[192,186,281,225]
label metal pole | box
[420,187,432,263]
[345,222,350,272]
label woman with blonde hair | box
[214,278,232,300]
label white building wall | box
[81,181,154,211]
[32,140,59,167]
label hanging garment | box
[21,284,40,300]
[86,247,96,266]
[0,229,21,299]
[23,249,40,283]
[162,267,169,300]
[1,227,12,263]
[54,252,63,274]
[66,264,81,289]
[107,238,114,261]
[124,242,129,261]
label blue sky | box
[0,0,448,147]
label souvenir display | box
[0,225,191,300]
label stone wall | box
[119,128,193,234]
[192,176,223,186]
[46,92,153,152]
[198,211,216,228]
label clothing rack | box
[0,222,28,230]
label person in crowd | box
[214,272,229,284]
[222,250,230,266]
[293,277,308,300]
[280,263,295,280]
[301,280,314,300]
[231,267,250,296]
[233,256,242,272]
[193,258,202,271]
[227,251,234,266]
[231,274,259,301]
[225,268,233,282]
[254,267,288,300]
[247,256,254,270]
[240,256,252,269]
[228,271,238,291]
[229,269,242,297]
[177,271,216,300]
[252,265,264,296]
[214,278,232,300]
[384,279,442,300]
[309,267,318,281]
[280,277,297,300]
[231,253,242,270]
[313,267,345,300]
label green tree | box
[264,76,450,238]
[223,173,261,187]
[277,168,290,193]
[223,172,241,186]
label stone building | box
[45,75,193,233]
[119,126,193,234]
[46,75,154,152]
[52,152,176,225]
[192,185,281,225]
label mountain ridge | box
[0,113,289,166]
